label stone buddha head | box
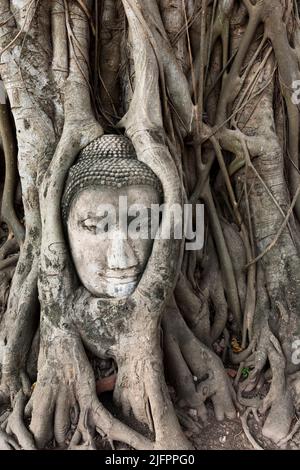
[62,135,163,299]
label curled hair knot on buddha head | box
[62,134,163,223]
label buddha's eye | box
[80,212,112,235]
[81,219,97,233]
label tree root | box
[236,328,297,445]
[278,418,300,447]
[175,274,211,345]
[0,428,20,450]
[0,254,19,270]
[0,257,39,403]
[163,300,236,424]
[0,102,25,246]
[6,390,36,449]
[197,237,229,344]
[0,237,19,261]
[241,408,263,450]
[23,341,155,449]
[260,335,294,444]
[18,323,191,451]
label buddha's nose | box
[107,229,138,270]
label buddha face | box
[67,185,161,298]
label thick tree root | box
[260,336,294,443]
[113,352,191,449]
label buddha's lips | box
[97,272,140,284]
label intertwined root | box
[113,358,153,429]
[0,384,153,450]
[1,293,299,450]
[113,351,192,450]
[236,328,300,446]
[0,428,21,450]
[0,324,193,451]
[163,303,236,424]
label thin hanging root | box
[203,186,242,329]
[241,408,264,450]
[208,136,257,343]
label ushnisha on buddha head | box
[62,134,163,299]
